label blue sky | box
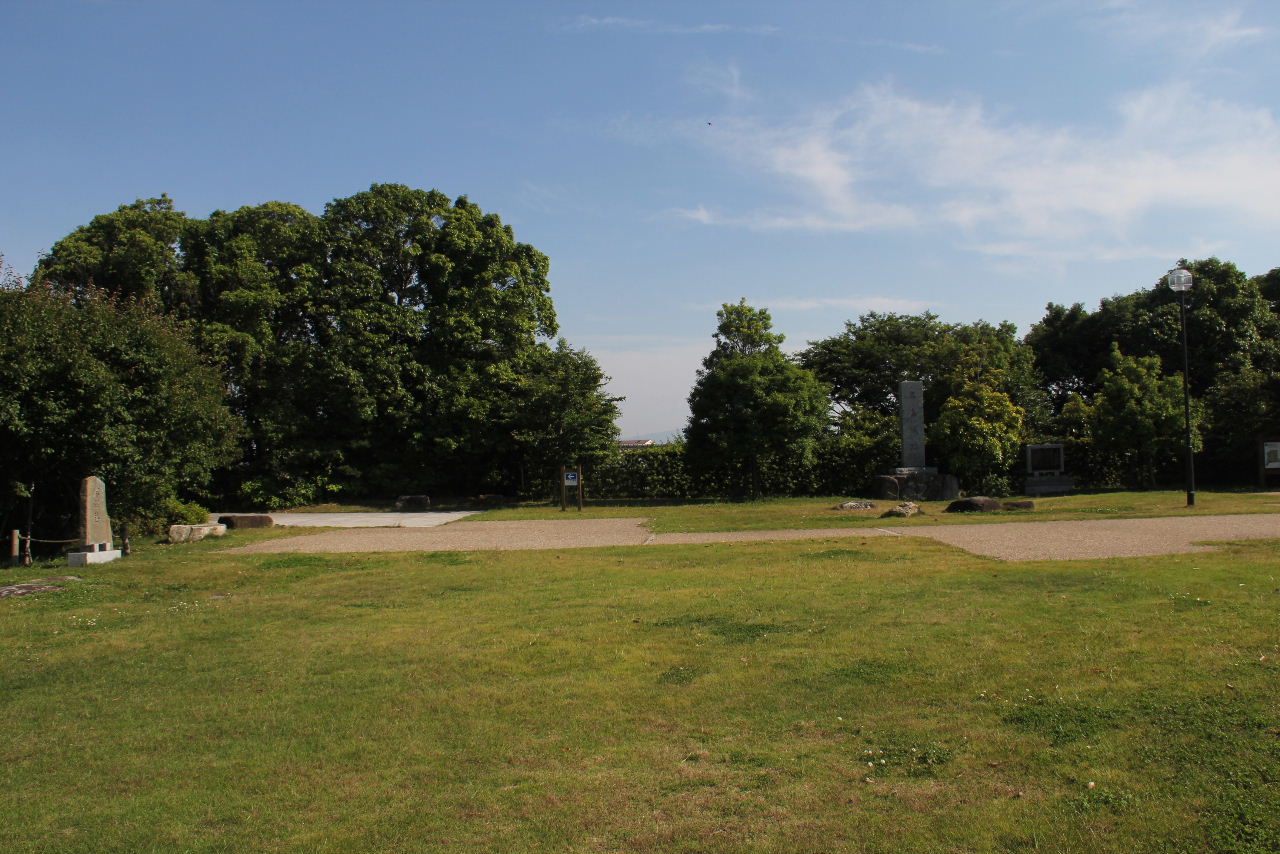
[4,1,1279,438]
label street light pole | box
[1166,268,1196,507]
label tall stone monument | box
[874,380,959,501]
[898,380,928,471]
[68,476,122,566]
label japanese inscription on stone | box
[899,380,926,469]
[79,476,113,548]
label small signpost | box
[560,466,584,512]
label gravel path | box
[881,514,1280,561]
[221,513,1280,561]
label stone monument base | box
[875,469,960,502]
[68,542,122,566]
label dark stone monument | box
[899,380,927,469]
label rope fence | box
[9,528,132,567]
[8,531,77,568]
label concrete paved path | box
[222,513,1280,561]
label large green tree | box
[504,340,622,494]
[1027,258,1280,403]
[321,185,556,495]
[33,185,576,505]
[685,301,829,499]
[0,286,241,537]
[1076,345,1199,489]
[1027,258,1280,482]
[928,381,1025,495]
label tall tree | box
[1080,345,1198,489]
[0,286,241,535]
[323,185,558,496]
[1028,258,1280,484]
[33,185,582,505]
[928,382,1025,495]
[685,302,829,499]
[1027,258,1280,405]
[505,340,622,493]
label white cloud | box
[666,80,1280,260]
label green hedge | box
[587,434,899,501]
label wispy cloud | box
[686,61,753,102]
[567,16,777,37]
[857,38,944,55]
[661,80,1280,260]
[1078,2,1269,56]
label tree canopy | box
[0,285,241,536]
[28,186,614,508]
[685,302,829,498]
[1026,258,1280,481]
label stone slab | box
[217,514,275,529]
[68,549,122,566]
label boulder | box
[944,496,1002,513]
[217,514,274,529]
[1001,500,1035,511]
[880,502,919,518]
[836,501,876,511]
[169,523,228,544]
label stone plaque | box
[79,476,113,548]
[899,380,926,469]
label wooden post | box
[560,466,584,511]
[9,530,18,568]
[24,482,34,567]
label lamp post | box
[1166,267,1196,507]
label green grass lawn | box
[3,505,1278,852]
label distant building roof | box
[616,439,655,449]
